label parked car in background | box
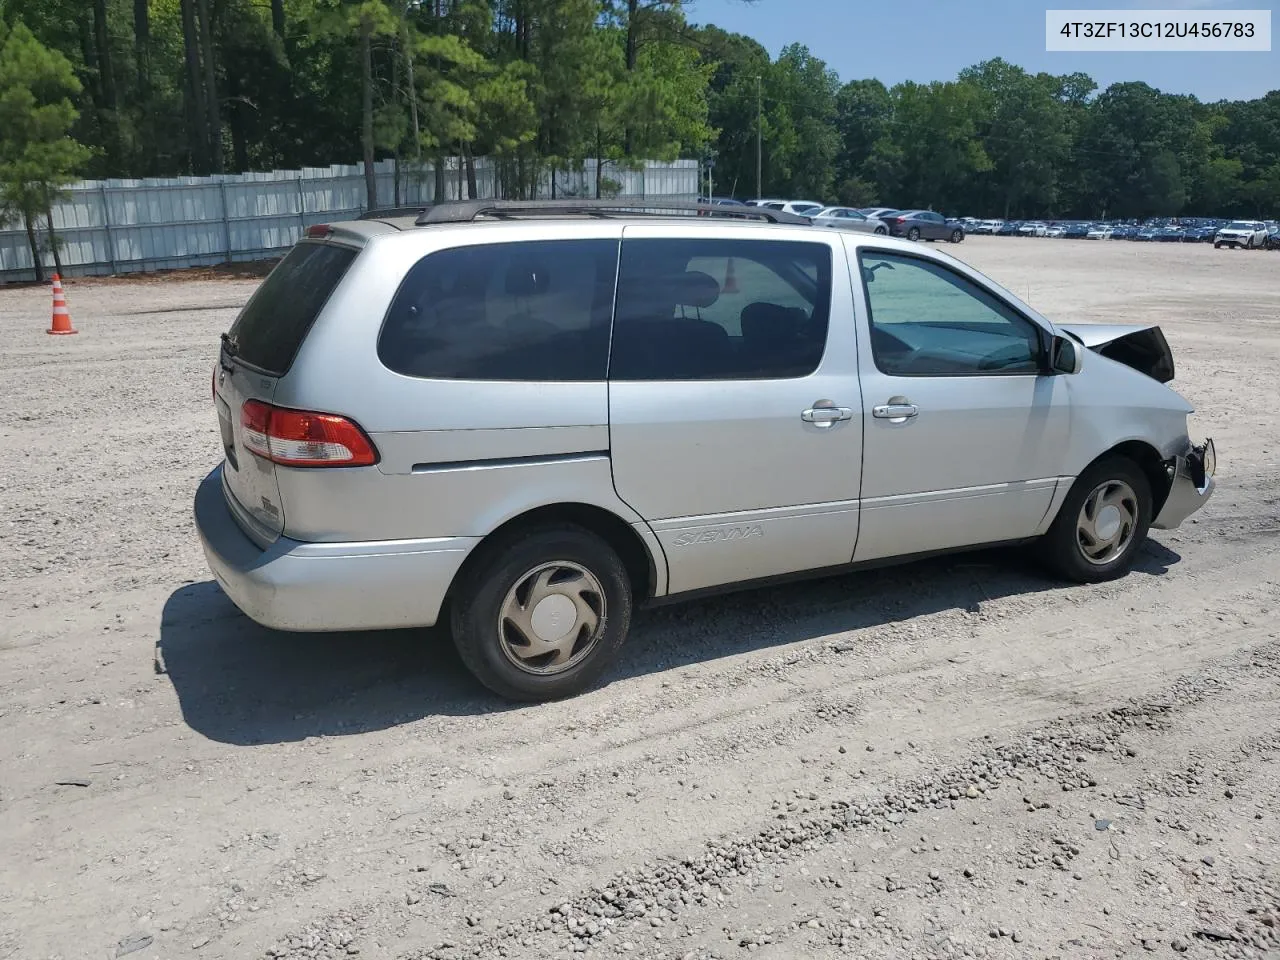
[884,210,965,242]
[1266,224,1280,250]
[1045,224,1066,238]
[859,207,901,221]
[1018,222,1048,237]
[1111,224,1137,240]
[809,206,888,234]
[971,219,1004,235]
[196,198,1216,701]
[1215,220,1269,249]
[1063,222,1090,239]
[996,221,1022,236]
[1086,224,1114,240]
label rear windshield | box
[227,241,357,374]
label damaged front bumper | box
[1152,438,1216,530]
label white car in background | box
[808,206,888,234]
[1214,220,1268,249]
[1045,225,1066,238]
[972,219,1004,234]
[1086,225,1114,240]
[1019,222,1049,237]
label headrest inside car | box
[673,271,720,308]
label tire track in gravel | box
[377,636,1280,960]
[159,551,1280,960]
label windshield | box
[1226,221,1258,230]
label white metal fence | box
[0,157,699,283]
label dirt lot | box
[2,238,1278,960]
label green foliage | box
[0,18,92,221]
[3,0,1279,216]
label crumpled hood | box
[1056,322,1176,384]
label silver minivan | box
[196,200,1215,701]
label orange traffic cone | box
[722,257,739,294]
[48,274,78,335]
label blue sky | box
[685,0,1278,101]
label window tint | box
[859,252,1044,377]
[377,239,618,381]
[228,241,357,374]
[611,238,831,381]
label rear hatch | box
[214,240,359,545]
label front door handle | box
[802,401,854,428]
[872,402,919,420]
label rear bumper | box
[1152,439,1216,531]
[194,466,478,632]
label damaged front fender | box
[1056,322,1176,384]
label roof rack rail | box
[359,206,430,221]
[411,198,812,227]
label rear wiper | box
[220,332,239,357]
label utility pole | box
[755,75,762,200]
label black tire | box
[874,226,887,235]
[449,525,633,702]
[1214,241,1222,249]
[907,226,921,241]
[1246,236,1254,250]
[949,228,964,243]
[1037,457,1152,584]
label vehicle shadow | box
[159,539,1182,746]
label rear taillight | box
[306,224,333,239]
[239,400,378,467]
[894,217,905,224]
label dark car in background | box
[884,210,965,242]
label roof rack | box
[411,198,813,227]
[358,206,430,221]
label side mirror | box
[1050,335,1083,375]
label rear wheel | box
[1037,457,1152,583]
[449,526,633,701]
[907,226,921,241]
[874,226,887,235]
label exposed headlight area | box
[1187,438,1216,490]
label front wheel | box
[907,226,921,241]
[1037,457,1153,583]
[1214,241,1222,249]
[949,229,964,243]
[449,525,633,701]
[1246,236,1255,249]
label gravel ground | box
[1,238,1278,960]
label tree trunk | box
[93,0,119,112]
[551,166,557,200]
[270,0,285,38]
[133,0,151,98]
[196,0,223,172]
[623,0,638,155]
[393,154,401,206]
[361,23,377,210]
[227,70,249,171]
[434,154,446,203]
[46,208,64,276]
[24,211,45,284]
[179,0,210,173]
[464,148,477,199]
[93,0,123,171]
[400,14,420,161]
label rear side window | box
[378,239,618,381]
[611,238,831,381]
[228,241,357,374]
